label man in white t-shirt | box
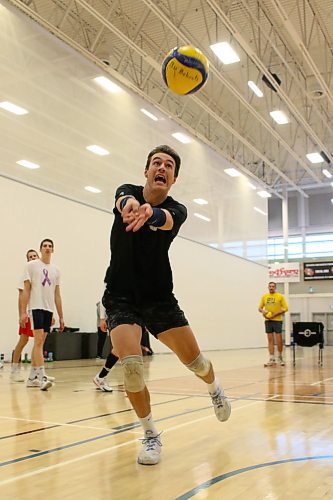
[19,238,64,391]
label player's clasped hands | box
[123,201,153,232]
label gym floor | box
[0,346,332,499]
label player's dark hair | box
[26,249,38,261]
[40,238,54,251]
[145,145,181,177]
[268,281,276,286]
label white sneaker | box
[40,376,53,391]
[93,375,113,392]
[10,371,25,382]
[211,390,231,422]
[278,357,285,366]
[0,362,3,369]
[27,377,41,388]
[45,374,56,382]
[137,431,162,465]
[264,359,276,367]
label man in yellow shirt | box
[258,281,288,367]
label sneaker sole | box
[137,457,160,466]
[41,381,53,391]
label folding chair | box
[291,322,324,366]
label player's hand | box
[121,199,140,224]
[51,316,56,326]
[19,313,28,328]
[100,319,107,332]
[59,318,65,333]
[126,203,153,232]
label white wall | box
[0,176,267,358]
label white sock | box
[29,367,38,380]
[207,378,223,396]
[11,363,19,373]
[139,413,158,438]
[270,354,275,360]
[36,366,46,380]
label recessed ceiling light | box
[93,76,121,93]
[16,159,40,169]
[306,152,324,164]
[254,207,267,215]
[224,168,241,177]
[0,101,28,115]
[193,198,208,205]
[269,110,289,124]
[331,198,333,204]
[172,132,192,144]
[331,182,333,187]
[322,169,332,178]
[247,181,257,190]
[247,81,263,97]
[140,108,158,121]
[86,145,110,156]
[210,42,240,64]
[85,186,102,193]
[194,212,211,222]
[257,190,272,198]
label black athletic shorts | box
[265,320,283,334]
[102,291,189,338]
[30,309,53,333]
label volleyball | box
[162,45,209,95]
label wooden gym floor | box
[1,346,333,499]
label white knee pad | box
[121,355,145,392]
[186,353,211,377]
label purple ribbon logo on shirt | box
[42,269,51,286]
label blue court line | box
[176,455,333,499]
[0,403,213,468]
[0,394,193,442]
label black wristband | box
[119,196,132,211]
[145,207,167,227]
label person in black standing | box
[103,145,231,466]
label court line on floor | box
[175,455,333,499]
[0,395,193,441]
[0,400,260,485]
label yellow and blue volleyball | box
[162,46,209,95]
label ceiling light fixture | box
[210,42,240,64]
[93,76,121,93]
[306,152,324,164]
[269,110,289,125]
[322,169,332,179]
[86,145,110,156]
[85,186,102,193]
[171,132,191,144]
[0,101,28,115]
[224,168,241,177]
[140,108,158,121]
[247,81,263,97]
[257,190,272,198]
[193,198,208,205]
[16,159,40,169]
[194,213,211,222]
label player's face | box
[144,152,177,191]
[41,241,54,257]
[268,283,276,293]
[27,251,39,261]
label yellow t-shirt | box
[259,292,288,321]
